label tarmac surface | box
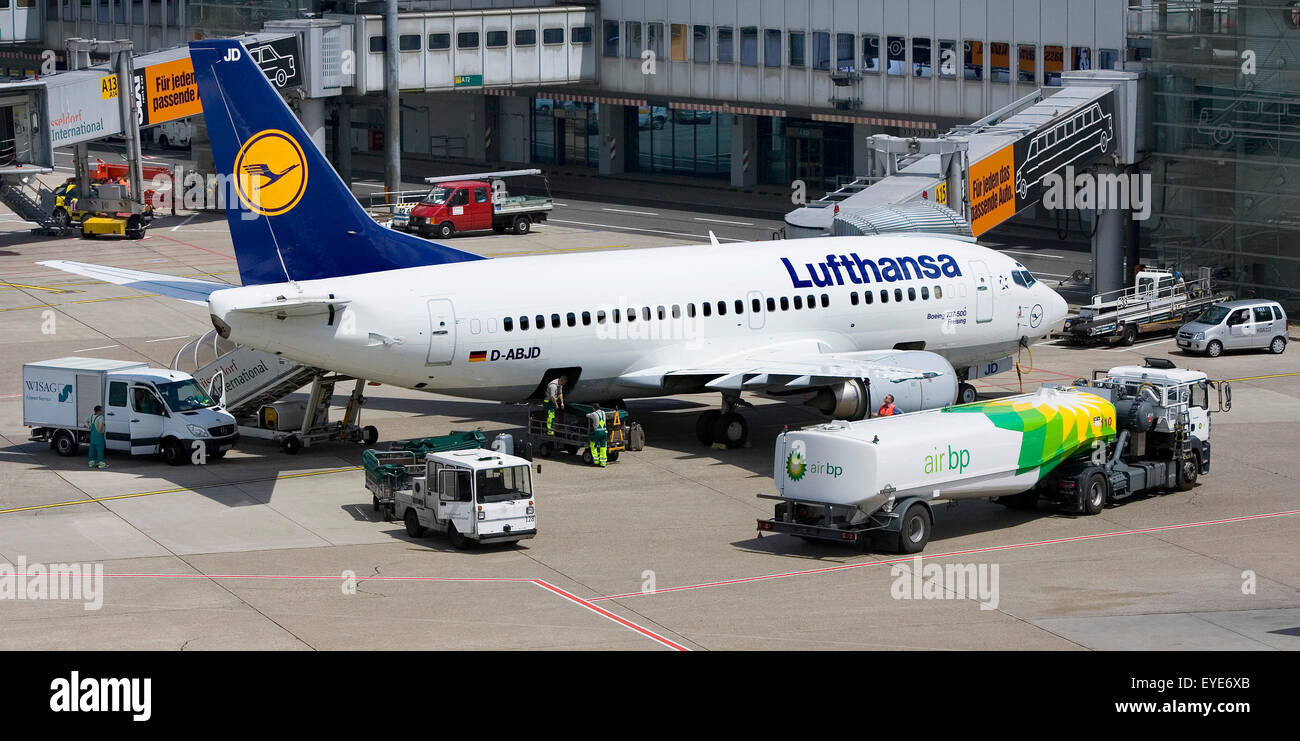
[0,186,1297,651]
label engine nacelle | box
[807,379,870,420]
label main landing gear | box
[696,395,750,449]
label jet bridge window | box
[429,33,450,50]
[517,28,537,46]
[485,31,507,48]
[543,27,565,45]
[458,32,480,49]
[399,34,421,51]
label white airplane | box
[42,39,1069,449]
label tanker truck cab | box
[396,449,536,548]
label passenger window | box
[717,301,727,316]
[672,305,681,319]
[613,309,622,323]
[582,311,591,326]
[1254,307,1273,322]
[752,298,761,313]
[657,306,666,320]
[880,290,889,303]
[687,304,696,318]
[597,311,606,324]
[908,287,916,301]
[552,314,561,328]
[921,286,929,300]
[567,312,576,327]
[702,302,712,317]
[766,297,775,311]
[820,294,829,307]
[108,382,127,407]
[643,307,651,321]
[851,292,859,306]
[863,290,873,304]
[780,297,789,310]
[520,316,529,330]
[934,285,942,299]
[793,296,803,309]
[735,300,744,314]
[806,294,815,308]
[470,318,482,334]
[626,307,636,322]
[895,288,903,302]
[504,317,513,332]
[536,314,545,329]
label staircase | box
[174,333,324,421]
[0,176,67,233]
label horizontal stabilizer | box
[37,260,232,305]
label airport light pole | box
[384,0,401,198]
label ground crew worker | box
[86,405,107,469]
[543,374,566,435]
[586,403,609,467]
[878,394,897,417]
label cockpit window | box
[1011,270,1037,288]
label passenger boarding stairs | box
[0,176,67,233]
[173,331,321,422]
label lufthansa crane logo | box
[234,129,307,216]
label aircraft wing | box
[38,260,234,305]
[618,345,958,407]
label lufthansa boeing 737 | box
[43,39,1068,448]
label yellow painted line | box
[70,293,160,304]
[1221,372,1300,382]
[0,281,71,293]
[0,466,362,515]
[0,303,57,312]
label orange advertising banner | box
[968,144,1016,236]
[143,57,202,125]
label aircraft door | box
[426,299,457,365]
[971,260,993,323]
[747,291,765,330]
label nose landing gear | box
[695,395,751,448]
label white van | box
[151,119,192,149]
[23,357,238,465]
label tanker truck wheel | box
[895,502,932,554]
[1175,451,1200,491]
[1082,471,1109,515]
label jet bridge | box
[785,71,1143,295]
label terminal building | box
[0,0,1295,306]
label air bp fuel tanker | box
[758,361,1229,553]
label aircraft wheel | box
[711,412,749,449]
[957,382,978,405]
[362,425,379,445]
[695,410,721,446]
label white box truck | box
[759,359,1229,553]
[23,357,239,465]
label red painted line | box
[589,509,1300,602]
[533,580,689,651]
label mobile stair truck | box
[1056,267,1228,346]
[23,357,239,465]
[365,445,537,549]
[758,360,1229,553]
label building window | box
[788,31,805,67]
[693,25,709,62]
[571,25,592,44]
[603,20,619,57]
[912,37,931,77]
[812,31,830,70]
[543,28,564,45]
[887,35,905,76]
[399,34,421,51]
[1018,44,1036,83]
[670,24,688,61]
[991,42,1010,82]
[485,31,507,49]
[938,40,957,77]
[625,22,642,58]
[647,22,664,59]
[836,33,854,72]
[1044,45,1063,85]
[964,40,983,80]
[862,34,880,73]
[458,32,479,49]
[1071,46,1092,71]
[764,29,782,67]
[1098,48,1119,70]
[717,27,734,63]
[740,26,758,66]
[516,28,536,46]
[429,33,450,51]
[368,36,385,53]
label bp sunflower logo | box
[786,450,807,481]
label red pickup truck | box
[90,160,173,208]
[403,179,552,238]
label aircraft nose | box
[1043,285,1070,331]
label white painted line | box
[352,182,386,190]
[146,335,189,343]
[694,217,754,226]
[601,207,659,216]
[73,344,120,352]
[1001,249,1065,259]
[170,213,198,231]
[1104,338,1175,353]
[552,202,568,207]
[549,218,746,242]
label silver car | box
[1177,299,1289,357]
